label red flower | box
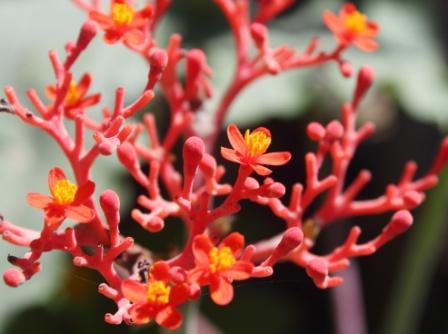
[46,73,100,119]
[221,123,291,176]
[121,261,189,330]
[189,233,253,305]
[323,3,379,52]
[89,0,153,45]
[26,167,95,228]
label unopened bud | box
[117,142,139,171]
[340,62,354,78]
[387,210,413,236]
[100,190,120,226]
[353,65,374,108]
[3,268,25,287]
[77,21,97,50]
[325,121,344,141]
[307,122,326,141]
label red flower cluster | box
[221,124,291,175]
[323,3,379,52]
[122,262,190,329]
[26,167,95,229]
[90,0,153,45]
[189,233,253,305]
[1,1,446,332]
[46,74,100,119]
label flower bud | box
[100,190,120,227]
[3,268,25,287]
[117,142,139,171]
[307,122,326,141]
[353,65,374,108]
[77,20,97,51]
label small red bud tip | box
[3,268,26,287]
[307,122,326,141]
[265,182,286,198]
[186,49,207,78]
[147,216,164,232]
[189,283,201,299]
[78,20,98,50]
[403,191,425,208]
[100,190,120,215]
[389,210,413,235]
[149,48,168,73]
[183,136,205,168]
[306,258,328,283]
[199,153,217,177]
[117,142,138,170]
[278,227,303,253]
[250,23,268,47]
[340,62,354,78]
[353,65,375,108]
[244,177,260,190]
[325,120,344,141]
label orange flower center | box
[244,129,271,157]
[344,10,367,33]
[209,246,236,273]
[147,280,171,305]
[112,3,135,26]
[65,81,81,106]
[52,179,77,205]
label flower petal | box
[227,124,247,153]
[221,261,254,281]
[77,73,92,97]
[221,232,244,255]
[73,180,95,205]
[220,147,241,164]
[155,306,183,330]
[89,11,113,29]
[104,29,123,44]
[65,205,95,223]
[354,37,378,52]
[26,193,52,209]
[124,30,145,46]
[192,234,213,267]
[210,276,234,305]
[250,163,272,176]
[45,85,57,101]
[78,94,101,109]
[48,167,66,192]
[323,10,343,33]
[150,261,170,281]
[130,304,152,325]
[257,151,291,166]
[170,283,189,306]
[122,279,148,303]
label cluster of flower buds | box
[1,0,447,330]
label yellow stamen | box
[147,280,171,305]
[65,82,81,106]
[244,129,271,157]
[209,246,236,273]
[112,3,135,26]
[52,179,77,205]
[344,10,367,33]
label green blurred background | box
[0,0,447,333]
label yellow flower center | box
[65,81,81,106]
[147,280,171,305]
[344,10,367,33]
[244,129,272,157]
[209,246,236,273]
[112,3,135,26]
[52,179,78,205]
